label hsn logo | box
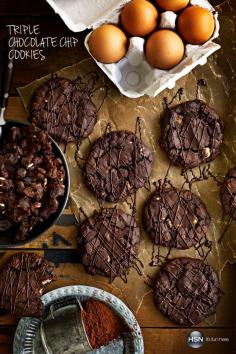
[187,331,205,348]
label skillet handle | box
[0,42,14,124]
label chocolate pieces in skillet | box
[0,124,66,242]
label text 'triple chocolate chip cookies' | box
[29,77,97,144]
[220,167,236,220]
[77,208,142,282]
[159,100,224,169]
[143,184,211,249]
[153,257,221,326]
[83,130,153,202]
[0,252,56,317]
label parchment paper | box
[17,0,236,318]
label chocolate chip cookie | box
[29,77,97,144]
[159,100,223,169]
[83,130,153,202]
[153,257,221,326]
[220,167,236,220]
[0,252,55,317]
[143,185,210,249]
[78,208,142,282]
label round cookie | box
[78,208,141,281]
[0,253,55,317]
[153,257,221,326]
[29,77,97,144]
[83,130,153,202]
[220,167,236,220]
[143,186,210,249]
[159,100,223,169]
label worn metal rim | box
[13,285,144,354]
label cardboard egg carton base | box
[46,0,220,98]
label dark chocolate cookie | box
[159,100,223,169]
[83,130,153,202]
[78,208,141,282]
[143,186,210,249]
[0,252,55,317]
[153,257,221,326]
[29,77,97,144]
[220,167,236,220]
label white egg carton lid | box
[46,0,221,98]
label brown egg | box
[121,0,158,37]
[146,30,185,70]
[156,0,189,12]
[178,6,215,44]
[88,24,128,64]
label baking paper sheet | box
[16,0,236,322]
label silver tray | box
[13,285,144,354]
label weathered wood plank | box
[142,328,235,354]
[0,327,234,354]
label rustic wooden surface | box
[0,1,236,353]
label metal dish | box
[13,285,144,354]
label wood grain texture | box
[0,327,235,354]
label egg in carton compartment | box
[46,0,220,98]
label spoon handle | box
[0,40,14,125]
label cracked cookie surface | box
[159,100,224,169]
[78,208,142,282]
[153,257,221,326]
[83,130,153,202]
[143,186,211,249]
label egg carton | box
[46,0,220,98]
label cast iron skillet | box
[0,43,70,247]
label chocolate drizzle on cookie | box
[29,75,98,148]
[218,167,236,243]
[159,100,224,170]
[0,253,55,317]
[153,257,221,326]
[83,118,153,203]
[144,179,212,267]
[78,207,143,283]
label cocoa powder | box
[82,299,126,349]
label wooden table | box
[0,1,235,353]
